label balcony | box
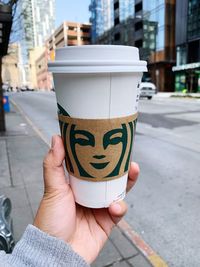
[80,31,90,37]
[67,30,77,36]
[68,40,78,46]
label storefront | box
[172,62,200,93]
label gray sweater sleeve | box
[0,224,90,267]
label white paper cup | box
[48,45,147,208]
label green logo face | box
[58,104,137,181]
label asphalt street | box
[10,92,200,267]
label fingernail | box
[51,136,56,149]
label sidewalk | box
[0,103,163,267]
[154,92,200,99]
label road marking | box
[118,219,168,267]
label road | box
[10,92,200,267]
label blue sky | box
[56,0,91,27]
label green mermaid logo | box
[58,103,137,181]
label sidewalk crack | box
[5,140,14,187]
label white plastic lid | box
[48,45,147,73]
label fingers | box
[108,200,127,225]
[43,135,67,190]
[126,162,140,193]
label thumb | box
[43,135,67,191]
[108,200,128,225]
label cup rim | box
[48,45,147,73]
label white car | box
[139,82,156,100]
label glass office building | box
[142,0,165,51]
[119,0,134,22]
[13,0,55,84]
[90,0,176,92]
[89,0,136,46]
[89,0,114,43]
[140,0,176,92]
[33,0,55,47]
[89,0,135,43]
[90,0,164,50]
[173,0,200,92]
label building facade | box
[89,0,176,92]
[89,0,114,44]
[2,44,21,91]
[141,0,176,92]
[47,21,91,51]
[32,0,55,47]
[172,0,200,92]
[13,0,55,86]
[34,21,91,90]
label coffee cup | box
[48,45,147,208]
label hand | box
[34,135,139,264]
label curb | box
[10,97,168,267]
[118,220,168,267]
[154,92,200,99]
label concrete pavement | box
[0,102,166,267]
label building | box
[2,43,21,91]
[34,21,91,90]
[89,0,114,44]
[172,0,200,93]
[32,0,55,47]
[35,48,53,91]
[139,0,176,92]
[89,0,176,92]
[47,21,91,51]
[29,47,47,90]
[12,0,55,86]
[29,46,53,91]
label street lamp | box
[0,3,12,131]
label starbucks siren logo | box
[58,103,137,182]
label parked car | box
[20,86,27,92]
[139,82,156,100]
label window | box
[188,40,200,63]
[114,32,120,41]
[135,2,142,13]
[135,21,143,31]
[114,1,119,10]
[81,28,90,33]
[135,39,143,48]
[114,17,120,26]
[68,26,77,31]
[81,37,90,41]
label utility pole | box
[0,3,13,132]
